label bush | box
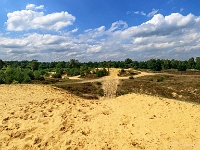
[96,81,102,85]
[95,68,109,77]
[12,80,19,84]
[178,63,187,71]
[22,74,31,83]
[34,71,44,81]
[0,71,5,84]
[157,77,164,82]
[52,73,62,78]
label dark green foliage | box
[96,82,102,85]
[147,59,162,71]
[187,57,196,69]
[80,65,90,77]
[162,59,171,70]
[0,67,35,84]
[25,69,35,80]
[22,74,31,83]
[95,68,109,77]
[66,68,80,76]
[177,62,187,71]
[34,71,44,81]
[0,71,5,84]
[0,59,4,69]
[157,77,164,82]
[196,57,200,70]
[52,73,62,78]
[30,60,39,71]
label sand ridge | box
[0,84,200,149]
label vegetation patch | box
[54,82,104,100]
[117,74,200,104]
[118,69,140,77]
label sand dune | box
[0,84,200,150]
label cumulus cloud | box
[6,4,75,31]
[109,20,128,32]
[1,12,200,61]
[26,4,44,10]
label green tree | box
[147,59,162,71]
[56,61,65,69]
[177,61,187,71]
[124,58,132,68]
[95,68,109,77]
[162,59,171,70]
[187,57,196,69]
[171,59,179,69]
[196,57,200,70]
[69,59,79,68]
[138,61,147,69]
[0,59,4,69]
[34,71,44,80]
[0,71,5,84]
[30,60,39,71]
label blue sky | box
[0,0,200,61]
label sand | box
[0,84,200,150]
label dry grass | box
[117,74,200,104]
[54,82,104,99]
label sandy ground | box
[0,84,200,150]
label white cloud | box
[128,9,158,17]
[1,12,200,61]
[71,28,79,33]
[26,4,44,10]
[134,11,146,16]
[147,9,159,17]
[6,4,75,31]
[87,45,102,53]
[109,20,128,32]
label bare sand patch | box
[0,84,200,149]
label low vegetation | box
[118,68,140,77]
[54,81,104,99]
[117,74,200,104]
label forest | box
[0,57,200,84]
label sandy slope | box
[0,84,200,150]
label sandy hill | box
[0,84,200,150]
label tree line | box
[0,57,200,84]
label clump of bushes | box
[0,67,44,84]
[94,68,109,77]
[52,73,62,78]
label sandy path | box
[96,69,155,98]
[1,84,200,149]
[101,69,120,98]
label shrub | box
[95,68,109,77]
[96,81,102,85]
[34,71,44,81]
[178,63,187,71]
[157,77,164,82]
[0,71,5,84]
[12,80,19,84]
[52,73,62,78]
[22,74,31,83]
